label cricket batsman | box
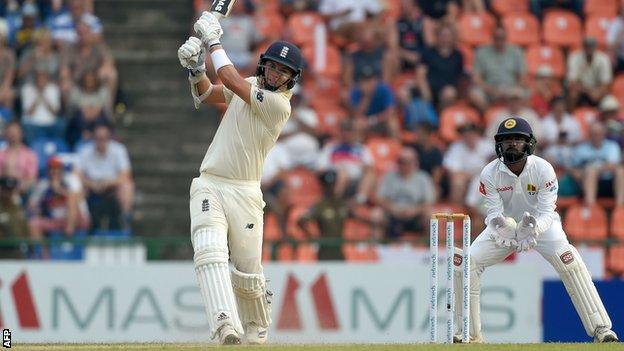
[176,6,303,345]
[453,117,619,343]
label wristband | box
[210,48,233,72]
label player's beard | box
[502,147,527,164]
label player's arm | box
[534,163,559,234]
[178,36,227,108]
[479,168,505,226]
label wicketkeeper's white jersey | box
[479,155,560,234]
[200,77,292,181]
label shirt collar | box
[497,155,534,177]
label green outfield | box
[12,344,623,351]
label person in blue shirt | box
[349,65,399,139]
[571,122,624,206]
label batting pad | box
[193,227,243,337]
[548,244,611,336]
[231,267,272,328]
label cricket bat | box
[190,0,236,63]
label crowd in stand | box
[0,0,134,258]
[194,0,624,269]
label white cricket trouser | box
[190,173,266,274]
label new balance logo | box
[245,223,254,229]
[217,312,229,322]
[202,199,209,212]
[280,46,289,58]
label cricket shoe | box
[594,327,618,342]
[453,334,485,343]
[245,322,268,344]
[218,324,241,345]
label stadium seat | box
[30,137,70,176]
[607,244,624,275]
[572,107,598,138]
[342,243,379,262]
[525,44,566,78]
[611,74,624,105]
[306,76,342,109]
[277,243,296,261]
[343,218,373,241]
[283,168,322,207]
[263,212,282,241]
[457,12,495,47]
[503,13,540,47]
[286,12,324,47]
[296,243,318,262]
[543,10,582,49]
[366,137,402,176]
[286,205,319,240]
[610,206,624,239]
[457,44,474,73]
[255,12,284,39]
[314,104,347,137]
[438,104,481,143]
[302,44,342,79]
[584,15,614,47]
[584,0,618,17]
[484,105,507,126]
[391,72,415,93]
[563,204,608,242]
[491,0,529,15]
[557,196,580,210]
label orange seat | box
[557,196,580,210]
[484,105,507,126]
[314,104,347,137]
[607,244,624,275]
[287,12,325,47]
[302,44,342,79]
[283,168,322,207]
[286,205,319,240]
[439,104,481,142]
[572,107,599,138]
[611,74,624,105]
[611,206,624,239]
[366,137,402,176]
[342,243,379,262]
[296,243,318,262]
[263,212,282,241]
[306,76,342,109]
[277,244,296,261]
[343,219,373,241]
[503,13,540,47]
[391,72,415,93]
[563,204,608,242]
[255,13,284,39]
[525,44,566,78]
[543,10,582,49]
[585,15,614,47]
[458,12,496,47]
[491,0,529,15]
[584,0,618,17]
[458,44,474,73]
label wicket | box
[429,213,471,344]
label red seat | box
[283,168,322,207]
[439,104,481,143]
[287,12,324,47]
[503,13,540,47]
[342,243,379,262]
[525,44,566,78]
[263,212,282,241]
[572,107,599,138]
[255,12,284,39]
[491,0,529,15]
[585,15,615,47]
[302,44,342,79]
[458,12,496,47]
[610,206,624,239]
[584,0,618,17]
[277,244,296,261]
[543,10,582,49]
[343,219,373,241]
[563,204,608,242]
[314,104,347,137]
[296,244,318,262]
[286,205,319,240]
[366,137,402,176]
[607,244,624,276]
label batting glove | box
[178,37,206,75]
[194,11,223,46]
[489,216,518,248]
[515,212,538,252]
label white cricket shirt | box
[479,155,560,234]
[200,77,292,181]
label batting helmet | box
[256,41,303,91]
[494,117,537,164]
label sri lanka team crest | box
[504,119,516,129]
[527,184,537,195]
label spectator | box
[598,95,624,149]
[486,87,542,141]
[316,119,376,204]
[543,131,580,197]
[530,0,583,20]
[0,176,29,258]
[377,147,435,238]
[218,0,259,74]
[66,71,111,148]
[59,21,116,102]
[278,87,320,169]
[418,24,463,108]
[529,65,558,117]
[14,3,41,56]
[409,123,444,196]
[28,156,90,240]
[0,122,38,197]
[471,26,526,110]
[76,121,134,231]
[567,37,612,108]
[443,123,493,204]
[318,0,383,44]
[47,0,102,46]
[571,122,624,207]
[343,26,390,90]
[349,65,399,139]
[0,19,16,121]
[18,29,60,86]
[606,2,624,72]
[20,67,63,142]
[388,0,428,74]
[398,79,438,130]
[540,96,582,146]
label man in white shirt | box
[454,117,618,343]
[177,10,303,345]
[567,37,612,107]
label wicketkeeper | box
[453,117,618,343]
[177,6,303,345]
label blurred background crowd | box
[1,0,624,277]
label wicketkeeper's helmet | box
[494,117,537,164]
[256,41,303,91]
